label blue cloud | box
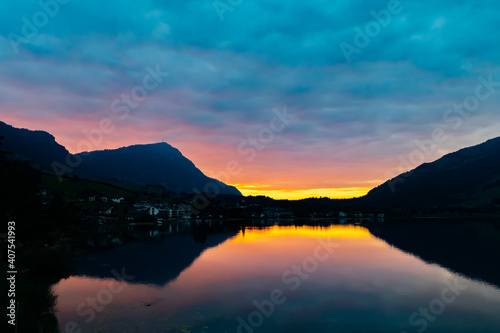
[0,0,499,170]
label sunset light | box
[2,1,500,331]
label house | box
[179,204,192,219]
[149,206,160,216]
[165,204,192,219]
[167,208,180,218]
[78,190,100,202]
[133,202,150,211]
[167,208,185,219]
[112,197,125,204]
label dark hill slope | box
[74,143,241,195]
[365,137,500,208]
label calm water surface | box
[54,223,500,333]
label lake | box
[53,220,500,333]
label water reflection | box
[75,229,238,286]
[54,223,500,333]
[366,219,500,288]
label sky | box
[1,0,500,199]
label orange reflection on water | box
[231,224,372,243]
[175,224,405,291]
[54,224,500,333]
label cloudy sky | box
[1,0,500,199]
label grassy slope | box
[40,174,162,202]
[460,174,500,208]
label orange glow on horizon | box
[232,185,371,200]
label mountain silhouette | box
[0,121,241,195]
[365,136,500,208]
[74,142,241,195]
[0,121,70,171]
